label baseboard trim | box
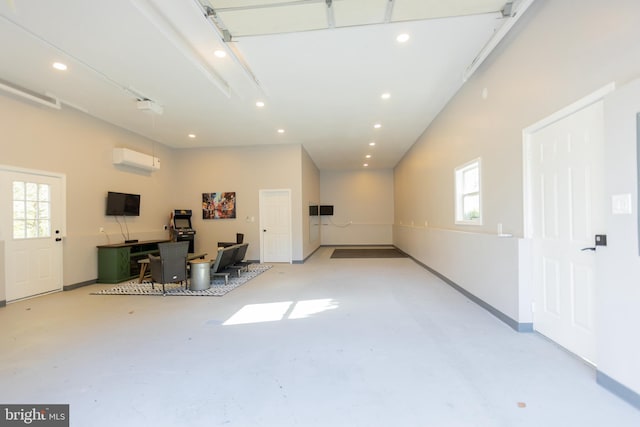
[408,255,532,333]
[597,371,640,410]
[63,279,97,291]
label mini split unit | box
[113,148,160,172]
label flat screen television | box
[106,191,140,216]
[319,205,334,216]
[309,205,319,216]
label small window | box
[13,181,51,239]
[455,159,482,225]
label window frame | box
[454,158,482,225]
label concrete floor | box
[1,246,639,427]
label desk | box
[97,240,170,284]
[137,252,208,283]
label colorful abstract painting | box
[202,192,236,219]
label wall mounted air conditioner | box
[113,148,160,172]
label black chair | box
[210,245,240,284]
[218,233,244,248]
[230,243,251,273]
[148,241,189,294]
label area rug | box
[330,248,408,259]
[92,264,271,297]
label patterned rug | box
[330,248,407,259]
[92,264,271,297]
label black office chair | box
[148,241,189,294]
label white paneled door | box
[259,189,292,263]
[527,100,605,364]
[0,168,65,302]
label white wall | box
[169,144,306,262]
[301,147,321,259]
[320,169,394,245]
[0,95,176,287]
[597,78,640,396]
[394,0,640,398]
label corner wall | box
[1,95,176,287]
[597,77,640,402]
[301,147,321,260]
[394,0,640,398]
[320,169,394,245]
[170,144,306,262]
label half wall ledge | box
[409,255,533,333]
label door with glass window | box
[0,169,64,301]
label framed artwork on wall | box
[202,192,236,219]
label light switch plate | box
[612,194,632,215]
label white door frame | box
[259,189,292,263]
[521,83,615,356]
[0,164,67,302]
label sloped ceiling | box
[0,0,530,170]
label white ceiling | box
[0,0,525,170]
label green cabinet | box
[97,240,169,283]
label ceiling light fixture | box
[374,123,382,129]
[396,33,410,43]
[277,129,285,134]
[214,49,227,58]
[52,62,67,71]
[369,142,376,146]
[363,163,369,167]
[256,101,265,107]
[381,92,390,100]
[188,133,196,138]
[365,154,372,159]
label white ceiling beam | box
[462,0,535,82]
[132,0,231,98]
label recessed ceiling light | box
[365,154,372,159]
[277,129,285,134]
[214,49,227,58]
[369,142,376,146]
[188,133,196,139]
[374,123,382,129]
[256,101,265,108]
[381,93,391,100]
[52,62,67,71]
[363,163,369,167]
[396,33,410,43]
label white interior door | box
[0,168,65,302]
[259,189,292,263]
[527,100,605,364]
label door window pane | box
[12,181,51,239]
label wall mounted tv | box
[106,191,140,216]
[319,205,334,216]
